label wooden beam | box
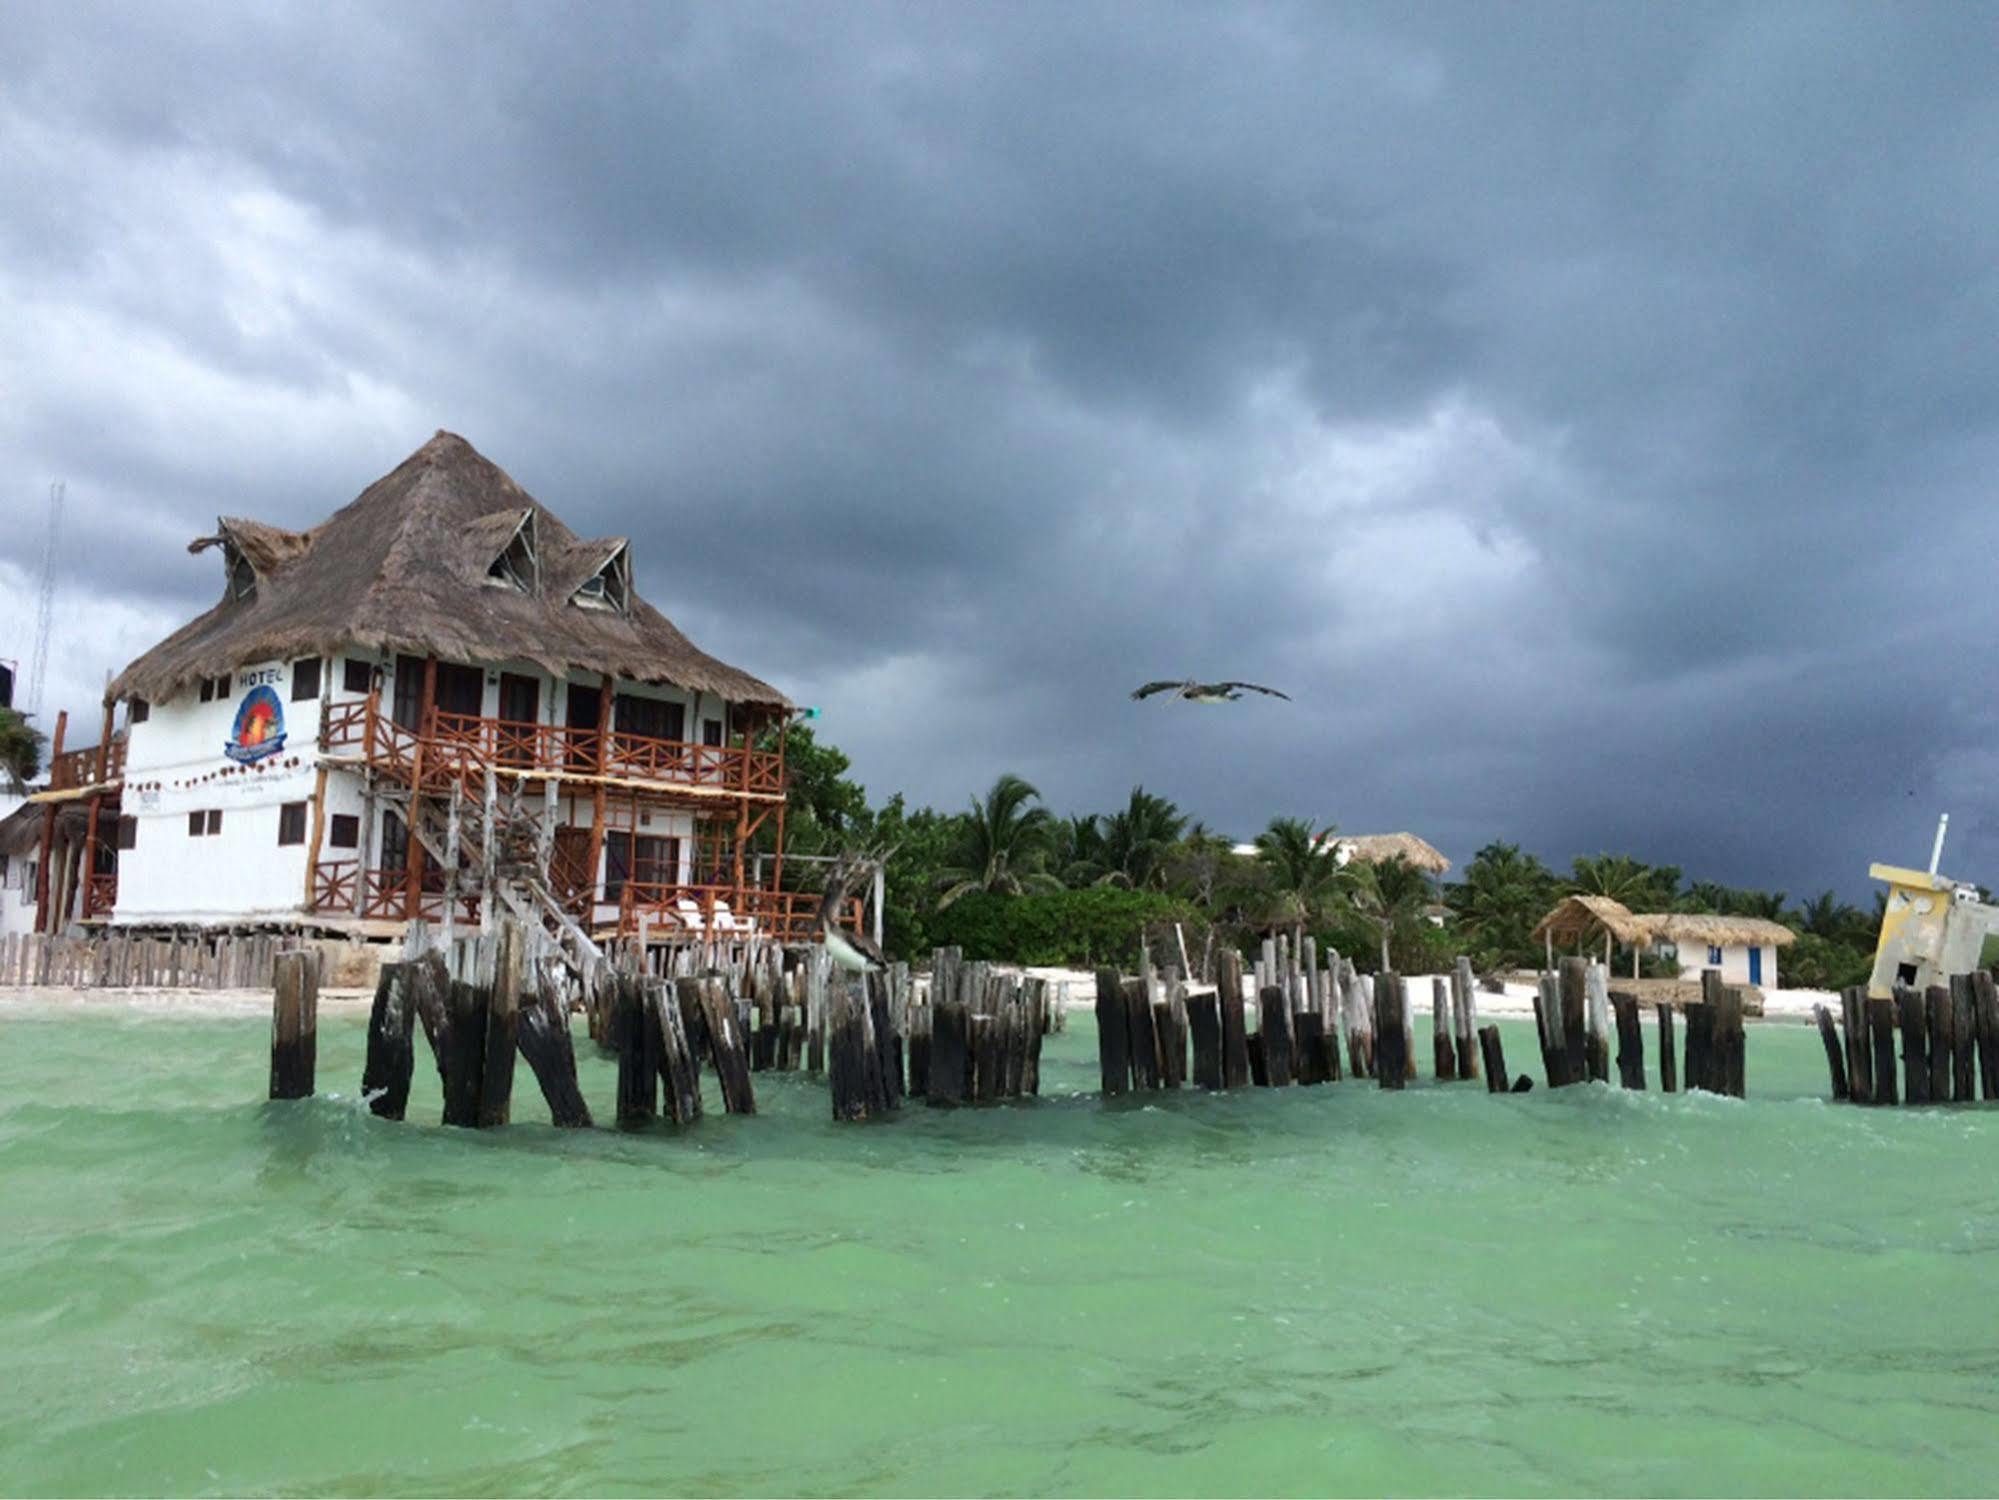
[402,657,437,921]
[583,674,613,930]
[301,764,329,912]
[79,792,102,919]
[33,802,56,934]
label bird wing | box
[1216,681,1290,700]
[1130,681,1184,700]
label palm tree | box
[1098,785,1186,890]
[1251,817,1350,949]
[1447,841,1557,967]
[934,773,1062,909]
[1569,853,1672,911]
[0,708,43,793]
[1349,854,1436,973]
[1680,880,1730,914]
[1166,821,1236,908]
[1796,889,1856,940]
[1052,813,1112,887]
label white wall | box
[114,657,327,923]
[1672,942,1780,989]
[0,789,37,938]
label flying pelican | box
[817,851,889,973]
[1130,679,1291,704]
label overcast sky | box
[5,2,1997,898]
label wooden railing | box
[82,871,118,919]
[616,882,863,944]
[322,699,784,798]
[343,862,478,924]
[311,859,359,914]
[47,737,127,792]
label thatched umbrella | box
[1532,894,1656,973]
[1338,832,1451,875]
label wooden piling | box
[1656,1004,1677,1093]
[1583,963,1612,1084]
[269,949,318,1100]
[1973,971,1999,1101]
[1218,949,1251,1089]
[1841,986,1872,1104]
[518,962,592,1127]
[1374,973,1408,1089]
[1294,1007,1326,1085]
[1126,975,1161,1090]
[1925,985,1953,1103]
[1949,974,1975,1103]
[1812,1003,1849,1101]
[1682,1002,1714,1095]
[1452,955,1478,1078]
[361,962,415,1119]
[615,972,657,1127]
[477,922,524,1128]
[1896,985,1929,1105]
[1708,972,1745,1098]
[699,977,757,1114]
[827,976,869,1121]
[929,968,969,1106]
[1259,984,1294,1087]
[1532,973,1570,1086]
[1610,991,1645,1090]
[1558,958,1588,1085]
[1432,976,1456,1080]
[1188,987,1223,1089]
[1095,965,1130,1096]
[1478,1023,1510,1092]
[1867,994,1898,1106]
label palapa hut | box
[1336,832,1451,875]
[27,431,847,961]
[1531,895,1655,971]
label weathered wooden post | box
[1682,1001,1715,1095]
[615,970,657,1127]
[1812,1003,1849,1101]
[1558,957,1588,1084]
[1841,986,1872,1104]
[517,960,592,1127]
[1707,971,1745,1098]
[1610,991,1645,1090]
[1188,985,1223,1090]
[1896,985,1928,1105]
[699,976,757,1114]
[1159,966,1188,1088]
[1374,972,1408,1090]
[1656,1004,1677,1093]
[477,920,524,1127]
[1218,949,1250,1089]
[651,978,703,1124]
[1533,973,1569,1086]
[929,965,969,1106]
[1925,985,1953,1103]
[361,962,415,1119]
[1432,976,1456,1080]
[1583,963,1611,1083]
[1478,1023,1510,1093]
[1949,974,1976,1103]
[1973,970,1999,1101]
[1452,955,1478,1078]
[1094,965,1130,1096]
[269,948,318,1100]
[1867,994,1899,1106]
[1259,984,1294,1087]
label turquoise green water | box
[3,1005,1998,1498]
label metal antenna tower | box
[28,480,63,719]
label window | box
[1707,945,1723,966]
[199,679,214,703]
[329,813,359,849]
[343,658,373,693]
[702,718,723,747]
[614,693,684,742]
[189,810,207,837]
[278,802,308,846]
[128,698,150,724]
[601,832,679,905]
[291,658,322,702]
[225,541,257,603]
[207,809,222,835]
[486,512,539,592]
[571,543,631,613]
[116,816,137,851]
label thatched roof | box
[1340,833,1451,874]
[1532,894,1654,947]
[1640,913,1798,949]
[110,432,790,709]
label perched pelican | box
[1130,679,1291,704]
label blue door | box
[1747,946,1763,985]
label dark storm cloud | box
[4,0,1998,897]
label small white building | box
[1646,915,1794,990]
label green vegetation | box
[763,726,1889,982]
[0,707,44,793]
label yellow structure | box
[1866,863,1998,999]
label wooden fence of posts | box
[2,930,285,989]
[908,947,1051,1107]
[1812,973,1999,1107]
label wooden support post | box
[477,918,523,1127]
[699,976,757,1114]
[584,674,614,933]
[1478,1024,1511,1093]
[79,791,102,919]
[1188,986,1223,1089]
[403,657,437,921]
[1974,971,1999,1102]
[360,961,415,1119]
[1950,974,1976,1103]
[1610,991,1645,1089]
[1896,985,1928,1105]
[1584,962,1611,1083]
[441,974,488,1128]
[615,970,657,1127]
[1705,969,1745,1098]
[1812,1003,1849,1101]
[1259,983,1293,1087]
[1432,976,1455,1080]
[1452,955,1478,1079]
[269,949,318,1100]
[1218,949,1250,1089]
[870,968,904,1111]
[1126,974,1162,1090]
[929,964,968,1106]
[518,959,592,1127]
[301,765,329,911]
[1558,957,1588,1084]
[1533,973,1569,1086]
[1925,985,1953,1104]
[1868,994,1899,1106]
[827,975,868,1121]
[1841,985,1872,1104]
[1682,1001,1714,1095]
[1373,972,1407,1089]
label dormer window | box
[572,543,630,614]
[225,541,257,603]
[486,511,539,593]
